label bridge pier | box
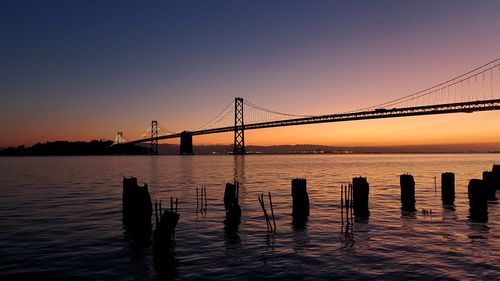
[179,131,193,155]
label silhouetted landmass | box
[0,140,149,156]
[2,141,500,156]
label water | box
[0,154,499,280]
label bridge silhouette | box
[115,58,500,154]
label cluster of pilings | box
[122,177,179,276]
[120,164,498,267]
[394,164,499,222]
[334,164,498,223]
[463,164,500,222]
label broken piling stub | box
[352,177,370,219]
[224,182,241,224]
[441,172,455,205]
[122,177,152,242]
[153,197,180,268]
[468,179,488,222]
[492,164,500,190]
[400,174,416,212]
[482,171,497,201]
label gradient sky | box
[1,0,500,147]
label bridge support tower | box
[180,131,194,155]
[114,131,125,145]
[233,97,246,154]
[150,120,158,154]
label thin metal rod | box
[268,192,276,233]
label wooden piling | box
[482,171,497,201]
[468,179,488,221]
[122,177,152,242]
[441,172,455,205]
[224,182,241,223]
[352,177,370,218]
[400,174,416,212]
[291,178,310,218]
[492,164,500,190]
[153,199,180,265]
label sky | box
[1,0,500,147]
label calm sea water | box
[0,154,499,280]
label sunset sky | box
[1,1,500,147]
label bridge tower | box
[233,97,246,154]
[150,120,158,154]
[113,131,125,145]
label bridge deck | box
[125,98,500,145]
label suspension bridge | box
[114,58,500,154]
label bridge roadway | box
[125,98,500,145]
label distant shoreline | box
[2,140,500,156]
[1,151,499,157]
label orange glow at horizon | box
[4,109,500,148]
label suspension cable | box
[349,58,500,112]
[243,100,314,118]
[193,100,235,131]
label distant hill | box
[0,140,149,156]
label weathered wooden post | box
[468,179,488,221]
[291,178,310,219]
[224,182,241,223]
[352,177,369,218]
[122,177,152,242]
[400,174,416,212]
[153,198,180,275]
[482,171,497,201]
[492,164,500,190]
[441,172,455,205]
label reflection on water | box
[223,223,241,249]
[233,155,245,184]
[0,154,499,280]
[468,221,490,242]
[292,227,310,253]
